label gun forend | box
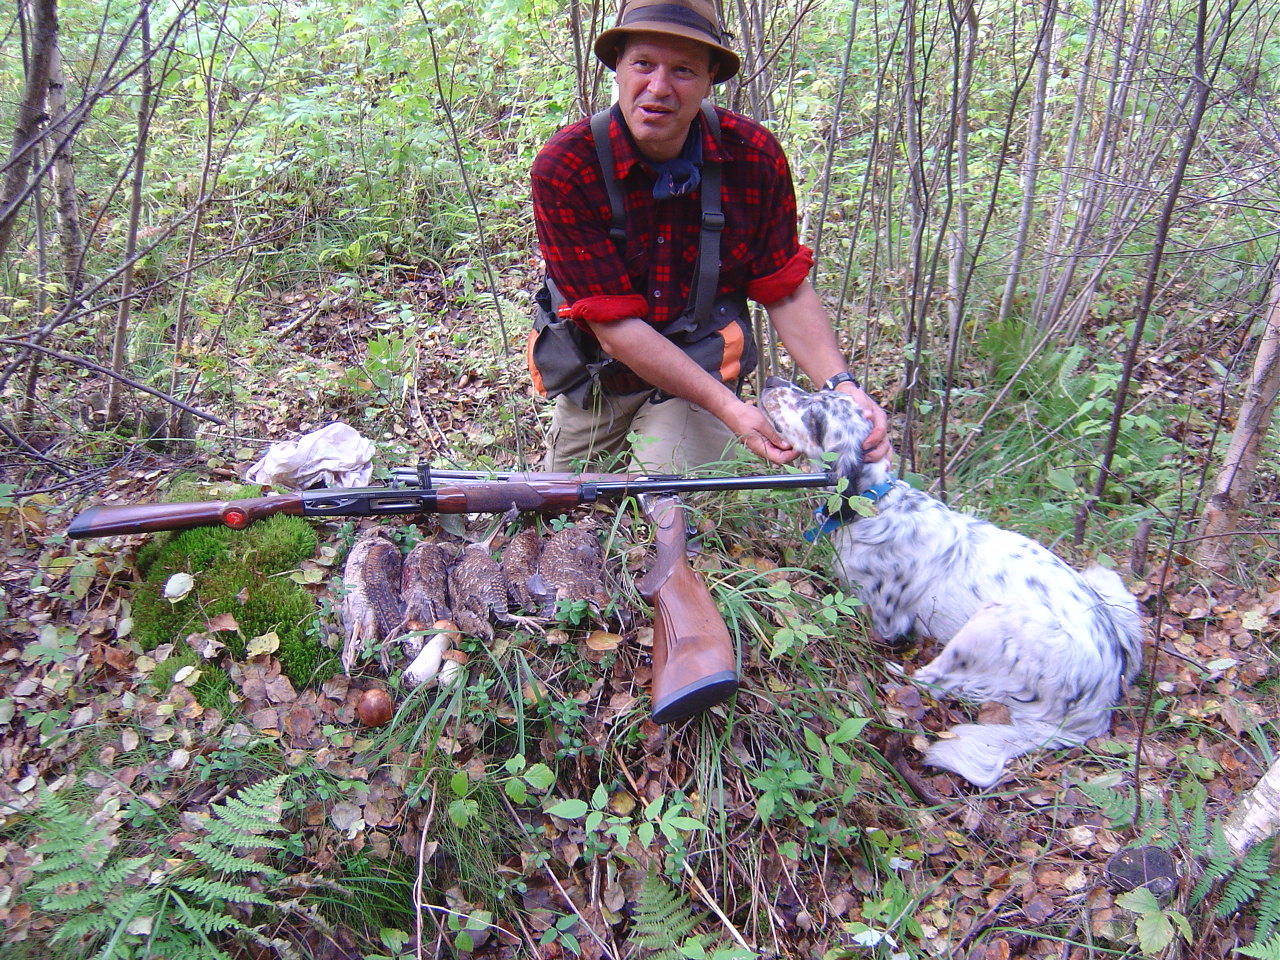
[66,493,306,539]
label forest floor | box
[2,266,1278,960]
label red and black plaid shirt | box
[531,104,814,327]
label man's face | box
[614,33,715,164]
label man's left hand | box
[837,382,893,464]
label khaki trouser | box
[543,390,738,474]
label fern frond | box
[1185,780,1209,846]
[1219,839,1275,917]
[1190,821,1238,907]
[49,910,117,944]
[1255,874,1280,943]
[202,815,288,854]
[166,891,238,960]
[631,871,706,953]
[172,874,274,907]
[220,774,289,829]
[1136,793,1173,846]
[1077,779,1136,828]
[179,839,280,877]
[1237,932,1280,960]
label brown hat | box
[594,0,740,84]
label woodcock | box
[396,540,452,658]
[446,539,509,640]
[340,529,404,673]
[536,520,609,613]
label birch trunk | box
[1222,755,1280,858]
[46,31,84,295]
[1196,275,1280,567]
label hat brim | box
[594,24,740,83]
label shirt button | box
[657,236,665,244]
[653,290,661,298]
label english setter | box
[760,378,1144,788]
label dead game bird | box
[340,529,404,673]
[447,539,508,641]
[501,527,546,613]
[396,540,453,659]
[537,521,609,615]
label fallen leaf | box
[164,573,194,602]
[585,630,621,651]
[206,612,240,632]
[246,631,280,658]
[330,801,366,838]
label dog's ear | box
[834,447,865,488]
[817,395,869,487]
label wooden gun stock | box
[637,494,738,724]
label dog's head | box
[759,377,890,494]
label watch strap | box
[822,371,859,391]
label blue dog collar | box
[804,479,895,542]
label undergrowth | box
[22,775,293,960]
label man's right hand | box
[726,402,801,466]
[589,318,799,465]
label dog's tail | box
[1080,565,1145,679]
[923,719,1097,789]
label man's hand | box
[725,402,801,466]
[838,382,893,464]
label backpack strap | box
[689,101,723,325]
[590,108,627,246]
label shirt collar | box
[609,104,730,178]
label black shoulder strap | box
[590,108,627,245]
[590,101,724,322]
[690,101,724,325]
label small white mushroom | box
[437,657,463,688]
[403,620,460,688]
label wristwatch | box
[822,371,860,391]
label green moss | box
[279,638,340,688]
[148,646,200,692]
[237,514,319,574]
[147,645,232,713]
[130,510,327,690]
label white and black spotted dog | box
[760,377,1144,788]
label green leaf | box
[546,798,589,820]
[447,798,477,829]
[1133,908,1175,954]
[1115,887,1161,914]
[665,815,706,831]
[1117,887,1175,954]
[1047,468,1077,493]
[522,763,556,792]
[828,716,871,744]
[504,779,527,804]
